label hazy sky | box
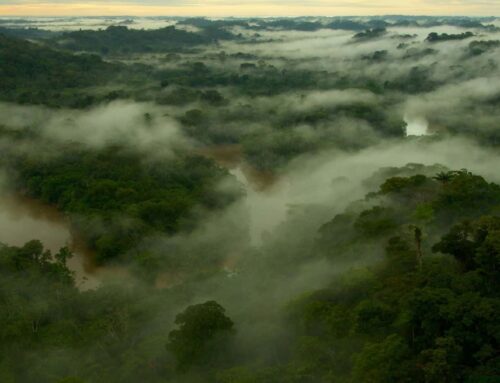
[0,0,499,17]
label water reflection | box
[0,193,100,289]
[197,144,277,191]
[199,144,291,246]
[404,115,429,136]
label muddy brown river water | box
[197,144,277,191]
[0,193,103,289]
[0,145,285,288]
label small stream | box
[199,144,291,246]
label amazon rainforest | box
[0,14,500,383]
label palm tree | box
[433,171,453,184]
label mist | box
[1,14,499,383]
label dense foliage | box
[167,301,235,371]
[220,170,500,382]
[1,15,500,383]
[426,31,475,42]
[51,25,237,55]
[0,169,499,382]
[0,34,119,107]
[1,143,241,266]
[352,28,387,41]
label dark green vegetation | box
[167,301,235,372]
[2,14,500,166]
[352,28,387,41]
[206,16,497,32]
[51,25,237,55]
[0,15,500,383]
[468,40,500,56]
[426,31,475,42]
[1,168,499,382]
[0,139,240,270]
[0,27,57,40]
[0,34,120,107]
[281,172,500,383]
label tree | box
[414,226,423,270]
[432,221,477,270]
[167,300,235,371]
[418,337,462,383]
[354,206,398,238]
[200,89,226,106]
[433,216,500,290]
[352,334,415,382]
[433,171,454,185]
[385,236,417,273]
[426,32,474,43]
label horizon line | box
[0,14,498,18]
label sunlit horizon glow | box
[0,1,499,17]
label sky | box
[0,0,499,17]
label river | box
[198,144,291,246]
[0,145,286,289]
[0,192,102,289]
